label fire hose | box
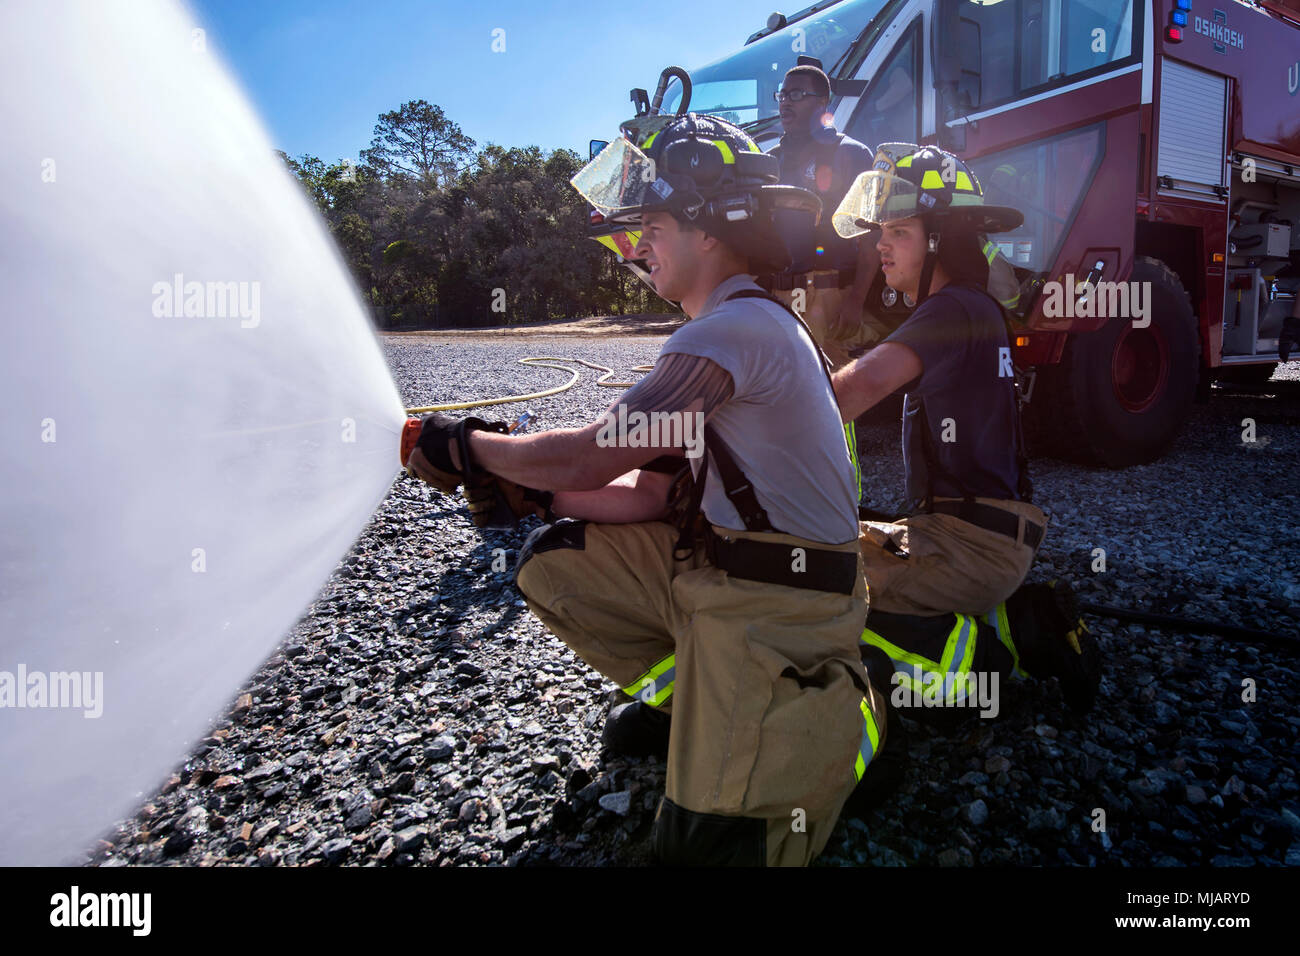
[400,356,654,465]
[403,356,652,415]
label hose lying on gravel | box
[404,357,653,414]
[1080,601,1297,650]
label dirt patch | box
[381,312,684,341]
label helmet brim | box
[941,204,1024,234]
[832,171,1025,237]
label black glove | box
[404,413,507,492]
[462,478,555,530]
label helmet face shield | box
[832,170,923,239]
[570,137,663,220]
[576,112,820,273]
[832,166,1025,237]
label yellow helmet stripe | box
[955,171,975,191]
[921,169,945,189]
[711,138,736,164]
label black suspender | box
[671,425,774,560]
[703,425,773,533]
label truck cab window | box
[847,20,919,149]
[942,0,1137,111]
[1062,0,1134,75]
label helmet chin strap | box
[916,232,941,305]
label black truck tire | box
[1033,256,1199,467]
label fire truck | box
[597,0,1300,465]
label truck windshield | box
[660,0,887,126]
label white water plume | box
[0,1,407,864]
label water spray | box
[1,0,405,865]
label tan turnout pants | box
[860,497,1046,616]
[515,519,883,867]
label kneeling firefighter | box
[403,113,888,866]
[827,146,1101,722]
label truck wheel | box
[1036,256,1199,467]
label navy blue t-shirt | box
[883,283,1025,510]
[770,125,874,273]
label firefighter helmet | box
[571,113,821,273]
[831,145,1023,238]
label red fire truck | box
[612,0,1300,465]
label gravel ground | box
[87,337,1300,867]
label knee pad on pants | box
[514,519,588,593]
[651,797,766,867]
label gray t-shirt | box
[659,274,858,545]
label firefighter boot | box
[1279,316,1300,363]
[602,700,671,759]
[1003,580,1101,712]
[841,645,908,818]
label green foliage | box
[277,102,665,327]
[360,100,474,193]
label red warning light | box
[1166,25,1183,41]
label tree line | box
[277,100,668,328]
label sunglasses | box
[774,89,824,103]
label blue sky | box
[189,0,784,164]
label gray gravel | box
[86,338,1300,867]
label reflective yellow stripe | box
[937,614,976,674]
[711,138,736,164]
[985,602,1029,679]
[844,422,861,501]
[861,627,933,675]
[642,131,659,150]
[621,652,675,706]
[866,616,978,704]
[983,241,1020,308]
[896,155,913,168]
[955,170,975,192]
[854,696,881,781]
[921,169,945,190]
[595,230,642,258]
[933,614,977,703]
